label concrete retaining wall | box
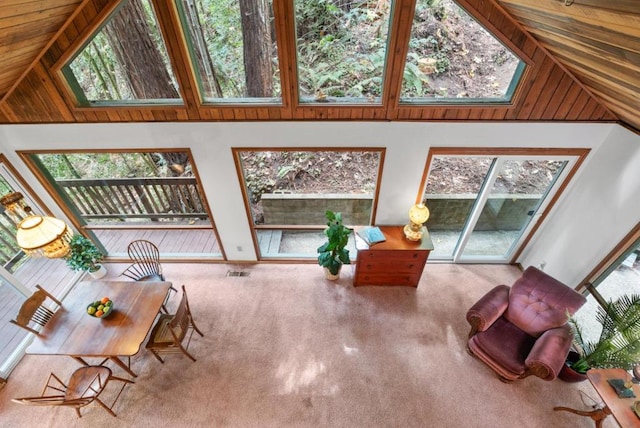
[261,193,540,230]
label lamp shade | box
[408,203,430,225]
[16,215,73,258]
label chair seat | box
[468,316,536,380]
[65,366,111,400]
[147,314,182,347]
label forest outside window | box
[61,0,182,106]
[294,0,393,104]
[176,0,282,103]
[400,0,524,104]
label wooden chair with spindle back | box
[12,365,134,417]
[121,239,164,281]
[146,285,203,363]
[10,285,62,335]
[120,239,175,312]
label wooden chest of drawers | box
[353,226,433,287]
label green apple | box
[87,306,96,315]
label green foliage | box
[65,235,104,272]
[317,210,351,275]
[569,294,640,373]
[296,0,389,99]
[37,153,173,180]
[295,0,344,42]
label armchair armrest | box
[466,285,510,338]
[525,324,573,381]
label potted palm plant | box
[65,234,106,279]
[317,210,351,280]
[562,294,640,380]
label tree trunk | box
[238,0,273,97]
[180,0,223,98]
[104,0,179,99]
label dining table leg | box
[71,356,90,366]
[108,356,137,377]
[71,355,136,377]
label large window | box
[23,151,222,259]
[400,0,524,103]
[61,0,181,105]
[235,149,384,258]
[176,0,282,103]
[573,233,640,345]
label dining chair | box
[120,239,175,312]
[10,285,62,335]
[121,239,165,281]
[146,285,203,363]
[12,365,134,417]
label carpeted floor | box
[0,263,612,427]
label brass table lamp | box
[403,203,430,241]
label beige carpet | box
[0,263,612,427]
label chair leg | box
[191,318,204,337]
[75,408,82,418]
[109,375,135,385]
[94,397,117,417]
[150,350,165,363]
[180,346,197,362]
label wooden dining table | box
[26,280,172,377]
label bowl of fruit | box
[86,297,114,319]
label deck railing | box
[56,177,209,222]
[0,177,211,270]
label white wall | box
[1,121,633,284]
[520,125,640,286]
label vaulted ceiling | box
[0,0,637,132]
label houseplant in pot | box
[317,210,351,280]
[561,294,640,381]
[65,234,106,279]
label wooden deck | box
[93,228,222,257]
[0,227,222,373]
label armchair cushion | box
[505,267,586,337]
[468,317,536,380]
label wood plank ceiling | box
[0,0,636,132]
[0,0,86,102]
[497,0,640,132]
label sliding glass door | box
[423,152,580,263]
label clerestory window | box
[175,0,282,103]
[61,0,182,106]
[294,0,393,104]
[400,0,525,104]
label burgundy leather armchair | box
[466,266,586,382]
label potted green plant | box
[564,294,640,379]
[65,234,106,279]
[317,210,351,280]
